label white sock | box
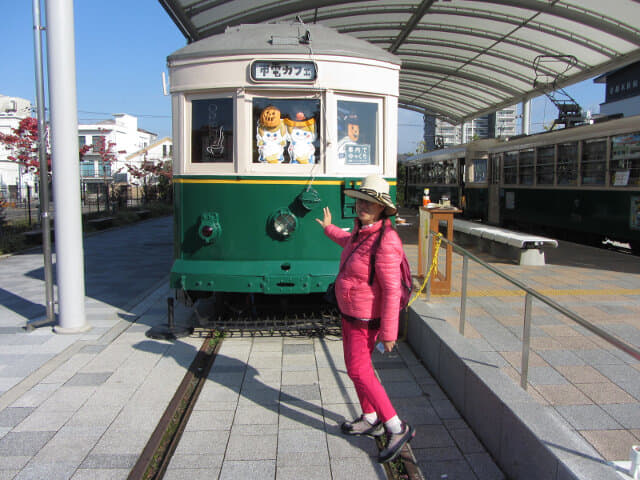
[363,412,378,424]
[384,415,402,434]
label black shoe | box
[378,422,415,463]
[340,415,384,437]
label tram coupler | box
[145,297,194,340]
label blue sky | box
[4,1,605,154]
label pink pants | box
[342,317,397,423]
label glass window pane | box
[610,132,640,186]
[536,146,554,185]
[519,149,534,185]
[557,142,578,185]
[253,98,320,164]
[445,160,457,184]
[582,139,606,185]
[337,100,378,165]
[192,98,234,163]
[470,157,487,182]
[503,152,517,184]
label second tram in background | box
[403,115,640,252]
[167,23,401,313]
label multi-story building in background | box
[594,60,640,118]
[0,95,37,203]
[422,106,517,151]
[78,113,172,201]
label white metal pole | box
[44,0,89,333]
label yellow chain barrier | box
[407,232,442,307]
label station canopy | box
[159,0,640,124]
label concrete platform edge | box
[407,301,622,480]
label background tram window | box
[518,149,534,185]
[252,98,321,164]
[536,146,555,185]
[192,98,234,163]
[470,157,487,183]
[445,160,458,184]
[557,142,578,185]
[581,139,606,185]
[490,154,500,184]
[503,152,517,184]
[337,100,378,165]
[610,132,640,186]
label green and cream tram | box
[167,24,401,302]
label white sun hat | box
[344,174,397,216]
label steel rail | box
[429,231,640,389]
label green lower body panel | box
[171,259,337,294]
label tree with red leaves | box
[0,117,47,173]
[0,116,93,174]
[126,157,173,203]
[90,134,118,176]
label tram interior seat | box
[452,219,558,266]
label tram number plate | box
[251,61,317,82]
[345,144,371,165]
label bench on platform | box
[134,209,151,219]
[87,217,114,229]
[452,219,558,265]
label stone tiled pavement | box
[0,216,504,480]
[397,208,640,464]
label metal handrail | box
[428,231,640,390]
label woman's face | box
[356,198,385,225]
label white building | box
[424,106,517,150]
[0,95,38,202]
[78,113,172,198]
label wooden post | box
[429,208,461,295]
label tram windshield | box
[253,98,320,164]
[191,98,234,163]
[337,100,378,166]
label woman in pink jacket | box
[316,174,414,464]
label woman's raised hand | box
[315,206,332,228]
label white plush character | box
[257,125,287,163]
[285,116,316,164]
[256,106,286,163]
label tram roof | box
[159,0,640,125]
[168,23,401,65]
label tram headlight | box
[198,212,221,244]
[268,208,298,239]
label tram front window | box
[252,98,320,164]
[337,100,378,165]
[191,98,234,163]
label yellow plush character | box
[284,113,316,164]
[257,106,287,163]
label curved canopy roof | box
[159,0,640,124]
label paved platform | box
[0,217,504,480]
[397,208,640,467]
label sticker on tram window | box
[344,144,371,165]
[251,61,317,82]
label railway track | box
[130,320,424,479]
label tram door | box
[487,154,500,225]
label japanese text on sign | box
[251,61,317,81]
[345,144,371,165]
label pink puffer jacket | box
[324,218,404,341]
